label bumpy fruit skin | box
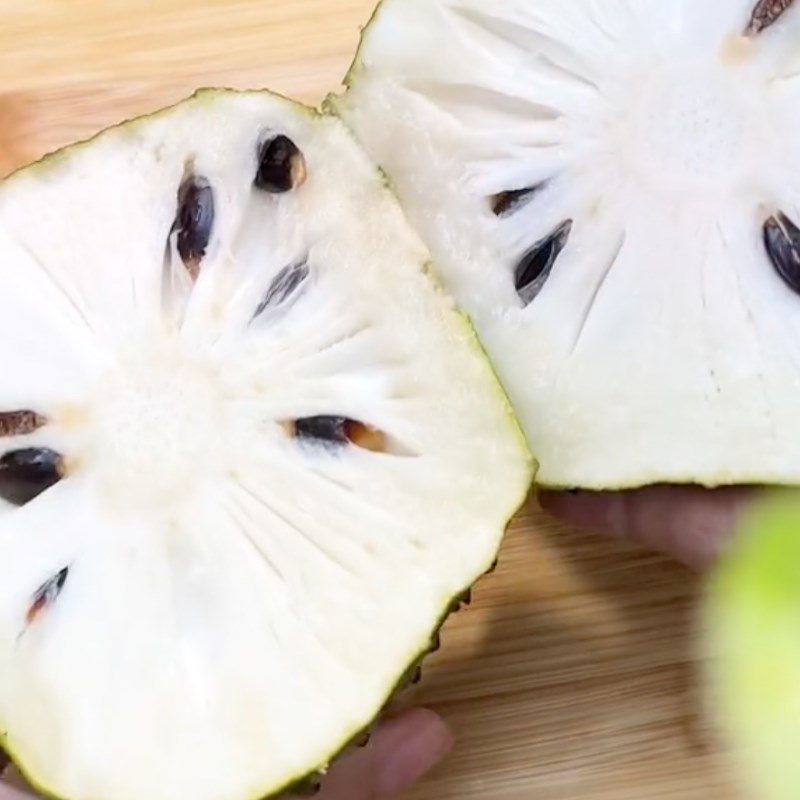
[706,494,800,800]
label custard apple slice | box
[336,0,800,489]
[0,89,532,800]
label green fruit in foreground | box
[706,493,800,800]
[336,0,800,490]
[0,88,532,800]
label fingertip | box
[312,708,453,800]
[373,708,453,796]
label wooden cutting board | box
[0,2,738,797]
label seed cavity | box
[0,448,65,506]
[255,135,307,194]
[26,567,69,626]
[491,184,546,217]
[253,261,310,320]
[515,219,573,306]
[746,0,794,35]
[0,411,46,438]
[285,417,417,458]
[285,416,388,453]
[173,175,214,280]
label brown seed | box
[255,135,307,194]
[287,416,388,453]
[174,175,214,280]
[745,0,794,35]
[491,184,546,217]
[0,410,45,438]
[344,421,388,454]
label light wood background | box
[0,2,738,797]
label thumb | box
[307,708,453,800]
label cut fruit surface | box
[336,0,800,489]
[0,89,531,800]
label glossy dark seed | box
[174,176,214,280]
[27,567,69,625]
[746,0,794,35]
[0,411,46,438]
[289,417,387,453]
[0,448,64,506]
[255,135,307,193]
[253,261,309,319]
[764,212,800,294]
[515,219,573,306]
[491,184,546,217]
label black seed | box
[764,212,800,294]
[514,219,573,306]
[293,416,350,446]
[174,176,214,280]
[0,411,46,438]
[27,567,68,625]
[746,0,794,35]
[253,261,309,319]
[255,135,307,193]
[289,417,387,453]
[0,448,64,506]
[491,184,546,217]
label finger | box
[539,486,755,571]
[0,780,33,800]
[303,708,454,800]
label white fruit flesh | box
[337,0,800,489]
[0,90,531,800]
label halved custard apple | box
[337,0,800,489]
[0,89,532,800]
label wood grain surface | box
[0,2,737,798]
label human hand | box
[539,486,755,571]
[0,708,453,800]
